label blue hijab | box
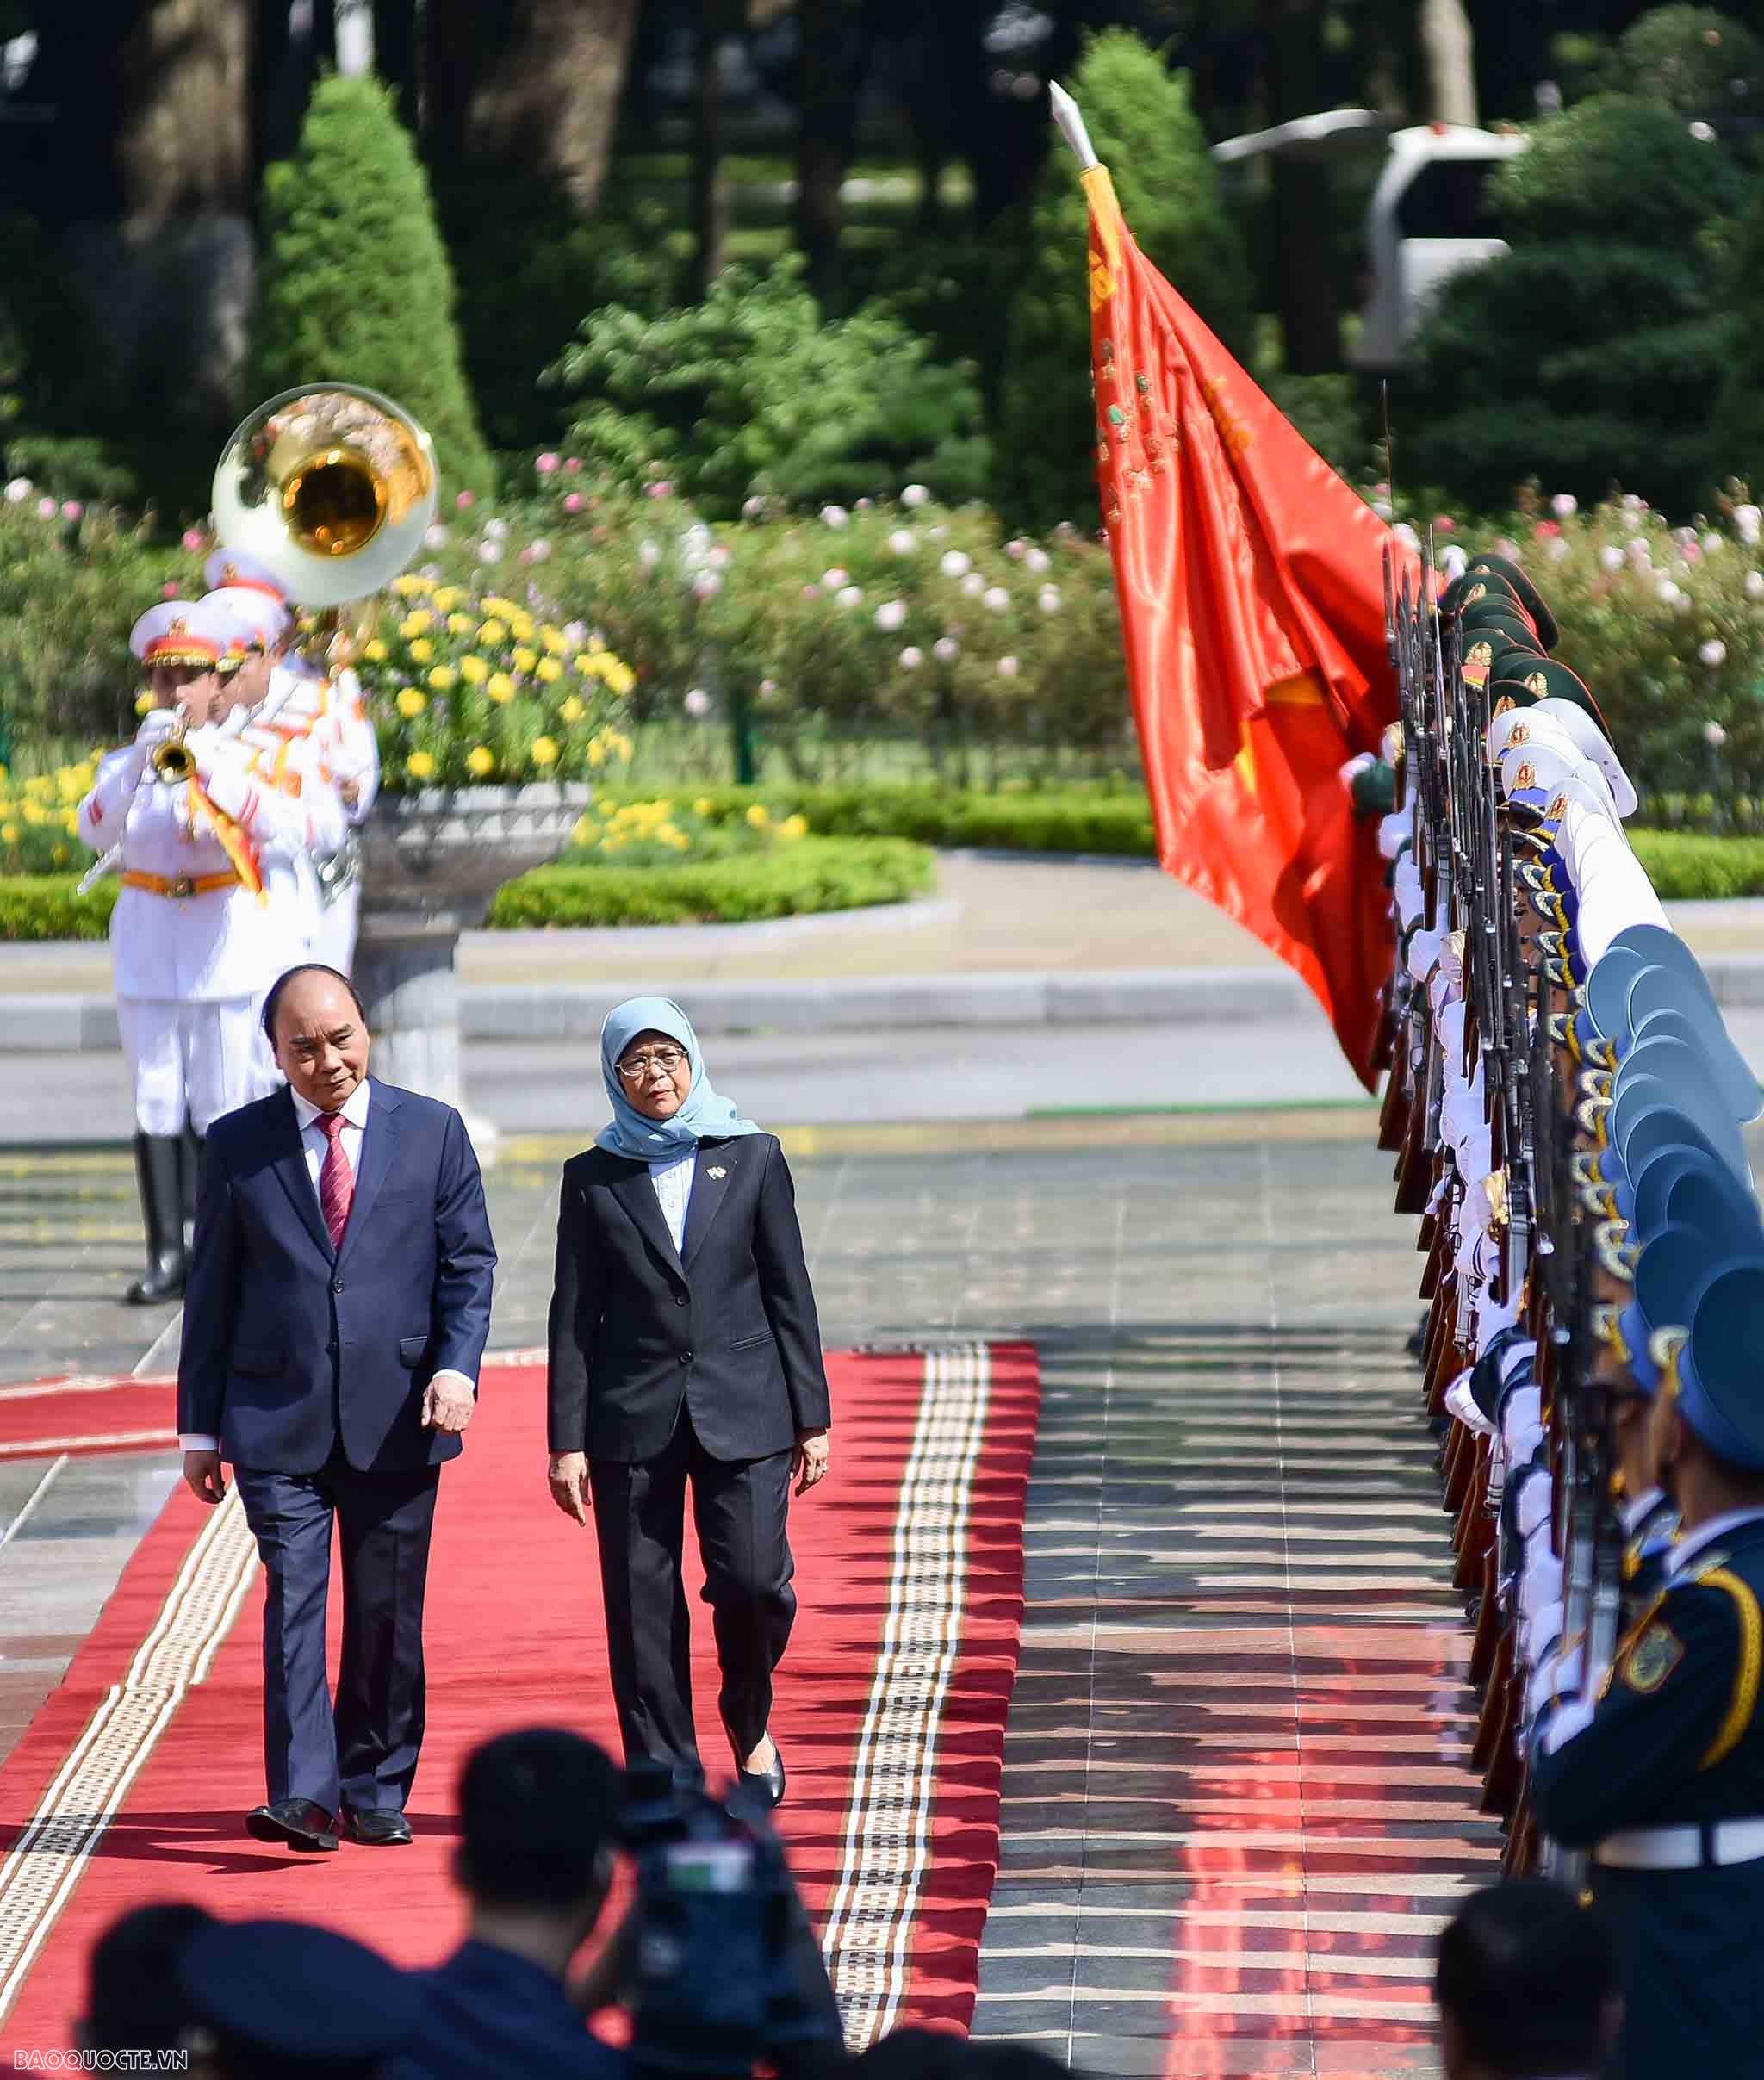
[597,997,761,1159]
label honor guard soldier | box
[206,548,380,974]
[1531,1257,1764,2080]
[77,599,314,1303]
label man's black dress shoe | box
[342,1806,413,1846]
[245,1797,338,1852]
[736,1742,786,1810]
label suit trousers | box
[590,1411,797,1769]
[235,1451,440,1816]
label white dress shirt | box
[180,1078,475,1452]
[649,1149,697,1254]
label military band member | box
[76,600,312,1303]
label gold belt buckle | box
[167,874,196,899]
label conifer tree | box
[250,75,494,500]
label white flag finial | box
[1049,81,1100,171]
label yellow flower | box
[392,574,425,596]
[406,751,436,780]
[61,808,78,834]
[560,695,585,723]
[536,657,562,683]
[543,626,568,655]
[587,741,607,768]
[481,595,519,618]
[512,645,538,674]
[655,822,682,846]
[396,687,427,717]
[669,831,691,852]
[466,745,495,778]
[573,652,596,676]
[488,672,515,704]
[531,736,559,767]
[780,814,809,841]
[448,612,475,636]
[459,655,490,686]
[22,802,45,825]
[363,637,389,662]
[693,797,715,817]
[399,609,433,637]
[428,665,458,692]
[51,841,68,865]
[479,618,507,646]
[135,691,154,715]
[744,804,771,829]
[605,661,635,698]
[408,637,434,663]
[511,614,537,643]
[0,823,16,842]
[0,762,9,781]
[432,587,463,613]
[573,814,599,842]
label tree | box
[250,74,494,497]
[992,29,1254,531]
[1411,91,1747,513]
[1711,170,1764,498]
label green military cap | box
[1459,603,1543,650]
[1348,757,1398,819]
[1457,571,1530,618]
[1465,553,1559,650]
[1488,638,1550,687]
[1489,655,1610,737]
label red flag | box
[1084,164,1407,1090]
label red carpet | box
[0,1344,1038,2052]
[0,1376,175,1459]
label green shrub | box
[994,30,1254,531]
[1711,176,1764,499]
[488,835,934,928]
[251,77,494,499]
[1630,829,1764,897]
[1412,94,1746,512]
[0,874,115,941]
[1616,6,1764,113]
[550,258,990,519]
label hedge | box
[488,836,935,928]
[587,786,1159,858]
[1629,829,1764,901]
[0,875,115,941]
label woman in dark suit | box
[546,997,830,1805]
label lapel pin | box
[707,1165,727,1180]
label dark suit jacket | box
[177,1077,497,1474]
[388,1940,630,2080]
[546,1133,830,1463]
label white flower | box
[1706,719,1730,746]
[1656,579,1682,605]
[1737,504,1761,545]
[1024,546,1051,574]
[692,571,723,599]
[424,522,450,549]
[887,529,917,556]
[1678,591,1694,612]
[835,585,862,609]
[1599,545,1624,572]
[1440,545,1468,581]
[1623,493,1648,512]
[940,549,972,579]
[1690,119,1717,141]
[1393,521,1421,554]
[638,540,662,569]
[1551,494,1577,519]
[1006,538,1027,560]
[1038,586,1062,613]
[1700,638,1729,666]
[484,517,509,540]
[477,539,504,562]
[961,572,984,598]
[1548,537,1571,562]
[528,537,553,562]
[997,655,1020,678]
[929,525,949,542]
[1748,570,1764,599]
[742,496,766,519]
[821,504,849,529]
[874,599,907,631]
[821,568,848,592]
[1704,532,1725,555]
[899,645,923,669]
[934,636,960,661]
[563,620,587,644]
[3,476,31,504]
[1372,498,1394,519]
[902,483,929,508]
[709,544,733,570]
[684,687,712,717]
[983,585,1010,612]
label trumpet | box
[151,715,196,783]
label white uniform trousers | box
[118,997,266,1137]
[310,880,361,976]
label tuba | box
[210,382,438,610]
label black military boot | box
[126,1132,188,1305]
[179,1124,205,1239]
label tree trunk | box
[463,0,639,211]
[795,0,869,288]
[1419,0,1478,127]
[1258,0,1341,376]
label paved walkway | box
[0,1115,1487,2074]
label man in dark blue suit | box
[178,963,496,1853]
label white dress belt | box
[1593,1817,1764,1871]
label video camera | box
[618,1760,845,2077]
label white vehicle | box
[1212,111,1530,370]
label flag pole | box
[1049,82,1100,171]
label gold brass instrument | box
[211,382,438,610]
[150,713,196,783]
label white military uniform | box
[263,656,380,973]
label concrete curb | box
[15,953,1764,1054]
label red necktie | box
[318,1110,354,1251]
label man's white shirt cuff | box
[179,1434,220,1453]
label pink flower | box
[529,537,553,562]
[161,580,179,599]
[60,500,82,521]
[181,526,206,553]
[563,457,581,475]
[562,492,584,514]
[692,572,722,600]
[535,452,561,475]
[997,655,1020,678]
[647,482,674,500]
[1533,520,1562,540]
[801,585,820,601]
[1433,515,1456,534]
[456,490,475,511]
[36,496,56,519]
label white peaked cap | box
[203,585,290,649]
[1532,698,1638,818]
[203,547,288,600]
[1561,799,1668,963]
